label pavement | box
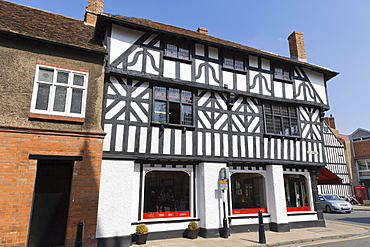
[142,205,370,247]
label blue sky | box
[10,0,370,135]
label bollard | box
[258,210,266,244]
[75,220,84,247]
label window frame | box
[152,85,194,127]
[141,167,194,220]
[222,50,245,72]
[263,103,300,138]
[229,170,268,215]
[283,172,312,212]
[164,37,191,62]
[273,62,293,82]
[356,159,370,178]
[30,64,88,118]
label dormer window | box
[165,38,190,60]
[274,62,292,82]
[223,51,244,71]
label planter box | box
[134,233,148,245]
[186,228,199,239]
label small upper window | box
[223,51,244,71]
[264,103,299,137]
[30,64,88,118]
[165,38,190,60]
[274,62,292,81]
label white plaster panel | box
[236,73,247,92]
[265,165,288,224]
[139,127,147,153]
[231,217,270,226]
[247,136,254,158]
[175,129,182,155]
[208,47,218,60]
[255,137,260,158]
[195,43,205,56]
[146,50,160,75]
[186,131,193,155]
[110,76,126,96]
[223,134,228,157]
[264,138,268,159]
[105,101,125,120]
[103,124,112,151]
[223,71,233,89]
[249,70,260,94]
[163,59,176,79]
[214,133,221,156]
[127,126,136,152]
[277,138,281,159]
[270,138,275,159]
[163,129,171,154]
[198,132,203,155]
[180,63,192,81]
[151,127,159,153]
[285,82,294,99]
[206,132,212,156]
[303,68,327,105]
[97,160,134,238]
[197,91,210,107]
[131,102,148,123]
[195,59,206,84]
[295,81,305,100]
[110,24,144,64]
[261,58,270,71]
[296,141,301,161]
[249,55,258,68]
[127,48,143,72]
[233,135,238,157]
[115,124,124,152]
[288,213,317,222]
[240,136,246,157]
[197,162,227,229]
[208,62,220,86]
[302,141,307,162]
[274,81,283,98]
[132,81,149,99]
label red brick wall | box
[353,140,370,158]
[0,127,104,247]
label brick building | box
[0,1,105,246]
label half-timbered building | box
[88,1,339,246]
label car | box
[318,194,353,213]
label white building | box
[87,1,339,245]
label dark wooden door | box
[28,160,74,247]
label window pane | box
[38,68,54,82]
[169,102,180,124]
[35,83,50,110]
[166,43,177,57]
[168,88,180,102]
[73,74,84,86]
[265,115,274,134]
[178,44,189,60]
[272,105,281,115]
[274,116,282,134]
[181,90,192,103]
[70,89,83,114]
[154,86,166,100]
[53,86,67,112]
[289,107,297,118]
[358,160,367,170]
[56,71,69,84]
[235,59,244,70]
[144,171,190,218]
[231,173,266,213]
[264,104,272,114]
[154,101,167,123]
[291,118,299,136]
[224,57,234,67]
[284,174,309,208]
[181,105,193,125]
[281,106,289,116]
[282,118,290,135]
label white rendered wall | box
[197,162,227,230]
[96,160,135,238]
[265,165,288,225]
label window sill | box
[152,122,195,131]
[29,113,85,123]
[264,134,301,140]
[163,55,192,64]
[273,77,294,83]
[222,67,246,74]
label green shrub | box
[188,221,198,230]
[136,224,149,234]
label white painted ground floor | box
[96,160,324,246]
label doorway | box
[28,160,74,246]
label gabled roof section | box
[95,13,338,81]
[351,128,370,139]
[0,0,105,53]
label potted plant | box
[186,221,199,239]
[135,224,149,245]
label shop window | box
[30,64,88,118]
[143,170,191,219]
[223,51,244,71]
[165,38,190,60]
[264,103,300,137]
[356,159,370,177]
[274,62,292,82]
[153,86,193,126]
[230,173,267,214]
[284,174,310,212]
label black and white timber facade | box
[93,14,339,245]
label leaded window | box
[165,38,190,60]
[274,62,292,81]
[264,103,299,137]
[153,86,193,126]
[223,51,244,71]
[30,64,88,118]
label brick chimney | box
[84,0,104,26]
[324,114,337,129]
[197,27,208,35]
[288,31,307,62]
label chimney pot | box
[84,0,104,26]
[288,31,307,62]
[197,27,208,34]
